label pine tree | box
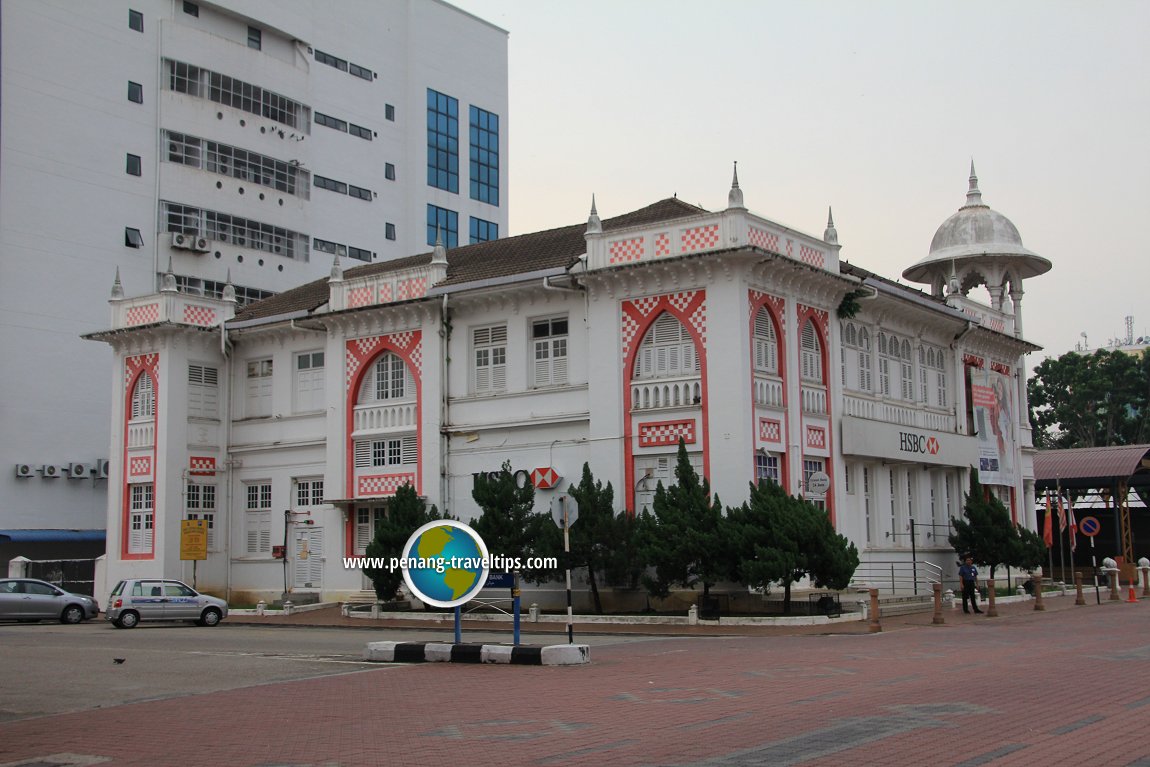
[948,472,1037,579]
[565,463,620,614]
[471,460,560,584]
[361,483,446,600]
[638,439,727,602]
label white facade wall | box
[0,0,508,536]
[93,190,1043,602]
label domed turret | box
[903,163,1051,299]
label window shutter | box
[552,339,567,384]
[534,340,551,386]
[354,440,371,468]
[355,509,372,554]
[401,435,417,464]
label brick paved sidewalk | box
[229,589,1084,638]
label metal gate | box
[26,559,96,595]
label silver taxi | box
[105,578,227,628]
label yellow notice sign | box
[180,519,208,560]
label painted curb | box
[364,641,590,665]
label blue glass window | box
[427,205,458,249]
[426,89,458,193]
[469,106,499,206]
[469,217,498,244]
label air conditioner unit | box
[41,464,62,479]
[14,463,33,478]
[68,462,92,479]
[94,459,111,480]
[193,236,211,252]
[172,232,193,250]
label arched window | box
[800,320,823,383]
[130,372,155,420]
[358,352,414,403]
[635,313,698,379]
[753,308,779,375]
[900,340,914,400]
[858,328,872,392]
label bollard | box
[283,600,294,616]
[868,588,881,633]
[944,588,956,610]
[986,579,998,617]
[255,600,266,616]
[1075,572,1086,606]
[529,602,539,622]
[687,604,698,626]
[1032,575,1045,611]
[932,582,944,625]
[370,601,380,619]
[1142,566,1150,598]
[340,602,350,618]
[1109,569,1122,601]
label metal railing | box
[850,559,943,596]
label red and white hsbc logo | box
[530,467,561,489]
[899,432,940,456]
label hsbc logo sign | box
[899,431,940,456]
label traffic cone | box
[1127,585,1139,603]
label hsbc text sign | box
[841,416,977,468]
[899,432,940,456]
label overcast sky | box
[449,0,1150,364]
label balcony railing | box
[843,394,956,432]
[800,384,827,415]
[630,375,702,411]
[352,401,417,434]
[754,374,784,408]
[126,421,154,449]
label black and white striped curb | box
[364,641,590,665]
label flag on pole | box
[1043,491,1054,547]
[1068,495,1077,553]
[1057,493,1067,533]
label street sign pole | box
[563,496,574,644]
[1091,536,1100,605]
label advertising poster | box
[969,367,1015,486]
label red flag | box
[1043,492,1053,547]
[1057,494,1067,533]
[1068,496,1077,553]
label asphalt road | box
[0,620,655,722]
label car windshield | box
[109,581,126,597]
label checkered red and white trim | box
[759,418,782,443]
[347,287,373,308]
[609,237,645,264]
[125,304,160,326]
[621,291,707,362]
[124,354,159,387]
[639,420,696,448]
[129,456,152,477]
[189,456,216,475]
[680,225,720,253]
[806,426,827,450]
[379,284,393,303]
[749,291,787,332]
[357,473,416,497]
[799,245,826,269]
[655,233,671,257]
[397,277,427,301]
[182,305,218,326]
[748,226,780,253]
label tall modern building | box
[0,0,508,555]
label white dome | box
[903,166,1050,286]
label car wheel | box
[60,605,85,624]
[116,611,140,629]
[197,607,222,627]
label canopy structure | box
[1034,445,1150,567]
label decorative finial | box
[431,226,447,265]
[947,260,960,296]
[329,252,343,282]
[110,267,124,300]
[965,159,983,207]
[161,256,177,292]
[823,206,838,245]
[727,161,744,209]
[222,269,236,303]
[586,194,602,235]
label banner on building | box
[969,367,1015,486]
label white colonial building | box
[0,0,507,552]
[89,166,1049,603]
